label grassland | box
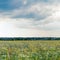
[0,40,60,60]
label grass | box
[0,40,60,60]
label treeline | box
[0,37,60,40]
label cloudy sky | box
[0,0,60,37]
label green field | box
[0,40,60,60]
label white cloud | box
[0,0,60,37]
[0,17,43,37]
[23,0,27,5]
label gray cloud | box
[0,0,60,31]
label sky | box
[0,0,60,37]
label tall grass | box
[0,40,60,60]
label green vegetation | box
[0,40,60,60]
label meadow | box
[0,40,60,60]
